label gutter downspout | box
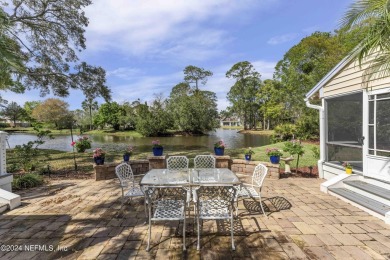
[305,98,325,179]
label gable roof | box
[305,51,358,99]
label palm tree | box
[81,98,99,130]
[340,0,390,85]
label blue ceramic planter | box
[245,154,251,161]
[94,156,105,165]
[270,155,280,164]
[153,147,163,156]
[123,154,130,162]
[214,147,224,156]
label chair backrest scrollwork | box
[252,163,268,188]
[115,163,135,186]
[196,186,236,210]
[194,155,216,169]
[167,156,189,171]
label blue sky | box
[4,0,354,111]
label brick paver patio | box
[1,176,390,259]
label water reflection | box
[6,129,270,152]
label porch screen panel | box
[326,144,362,168]
[327,93,362,145]
[326,92,363,170]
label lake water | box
[5,129,271,152]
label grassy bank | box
[2,127,79,135]
[2,127,274,138]
[220,126,243,130]
[6,141,319,177]
[238,129,274,135]
[1,127,143,137]
[82,129,142,137]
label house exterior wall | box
[307,50,390,182]
[323,58,390,97]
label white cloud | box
[84,0,276,61]
[252,60,277,79]
[267,33,298,45]
[109,71,183,104]
[2,89,86,111]
[107,67,143,80]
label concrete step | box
[328,187,390,216]
[0,203,8,214]
[344,180,390,202]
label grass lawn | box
[224,141,319,169]
[6,141,319,177]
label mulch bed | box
[279,166,319,178]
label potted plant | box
[93,148,106,165]
[71,136,92,153]
[214,140,225,156]
[266,148,283,164]
[152,140,163,156]
[244,147,255,161]
[343,162,353,174]
[123,145,134,162]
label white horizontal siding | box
[324,57,390,97]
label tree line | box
[0,66,220,136]
[222,27,367,140]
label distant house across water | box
[220,116,241,127]
[0,117,30,127]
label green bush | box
[6,164,19,173]
[13,125,52,171]
[271,123,297,142]
[37,165,51,175]
[0,123,11,128]
[295,115,319,140]
[311,146,320,159]
[12,173,44,190]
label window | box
[368,93,390,157]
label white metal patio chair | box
[167,155,192,216]
[115,163,146,217]
[236,163,268,217]
[192,155,216,205]
[194,155,216,169]
[144,186,188,251]
[195,185,237,251]
[166,156,189,171]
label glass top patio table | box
[140,168,241,186]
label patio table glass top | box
[140,168,241,186]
